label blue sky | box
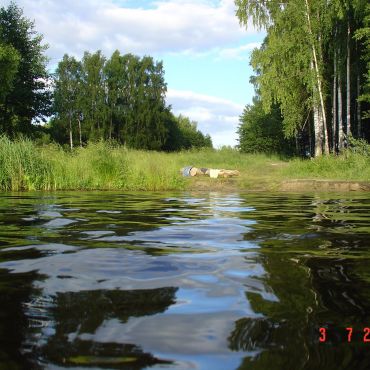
[4,0,265,146]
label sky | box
[2,0,265,147]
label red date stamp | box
[319,327,370,342]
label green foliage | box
[122,55,168,150]
[80,51,107,141]
[247,2,317,139]
[235,0,370,156]
[0,43,20,103]
[355,3,370,119]
[53,54,83,148]
[0,2,51,136]
[348,135,370,156]
[238,98,294,154]
[52,50,173,150]
[104,50,122,140]
[165,114,213,150]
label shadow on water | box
[0,191,369,369]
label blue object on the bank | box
[182,166,193,177]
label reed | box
[0,136,53,191]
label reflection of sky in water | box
[98,216,257,251]
[94,194,258,252]
[0,193,283,368]
[1,247,271,301]
[79,314,253,369]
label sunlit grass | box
[0,136,369,191]
[281,153,370,181]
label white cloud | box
[6,0,258,63]
[163,41,262,61]
[217,42,261,60]
[167,89,243,147]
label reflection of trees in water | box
[228,255,370,369]
[24,195,221,251]
[239,195,370,254]
[49,288,177,333]
[227,193,370,369]
[227,255,318,369]
[307,258,370,316]
[0,269,44,369]
[0,267,178,369]
[36,287,177,368]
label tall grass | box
[0,136,186,191]
[0,136,369,191]
[281,153,370,181]
[0,136,53,191]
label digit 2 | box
[364,328,370,343]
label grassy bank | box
[0,136,369,191]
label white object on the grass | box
[209,169,220,178]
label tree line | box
[0,2,212,151]
[236,0,370,156]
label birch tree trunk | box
[304,0,329,155]
[356,41,362,137]
[338,72,345,150]
[308,121,312,157]
[69,113,73,150]
[357,72,361,137]
[322,107,329,154]
[346,20,351,138]
[109,114,113,140]
[333,48,337,153]
[313,101,323,157]
[78,117,82,147]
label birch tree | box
[235,0,370,155]
[104,50,122,140]
[54,55,82,149]
[354,3,370,120]
[236,0,330,155]
[81,51,107,140]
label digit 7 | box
[346,327,353,342]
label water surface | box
[0,191,369,369]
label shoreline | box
[1,179,370,193]
[186,178,370,192]
[1,139,369,192]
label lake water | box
[0,191,369,369]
